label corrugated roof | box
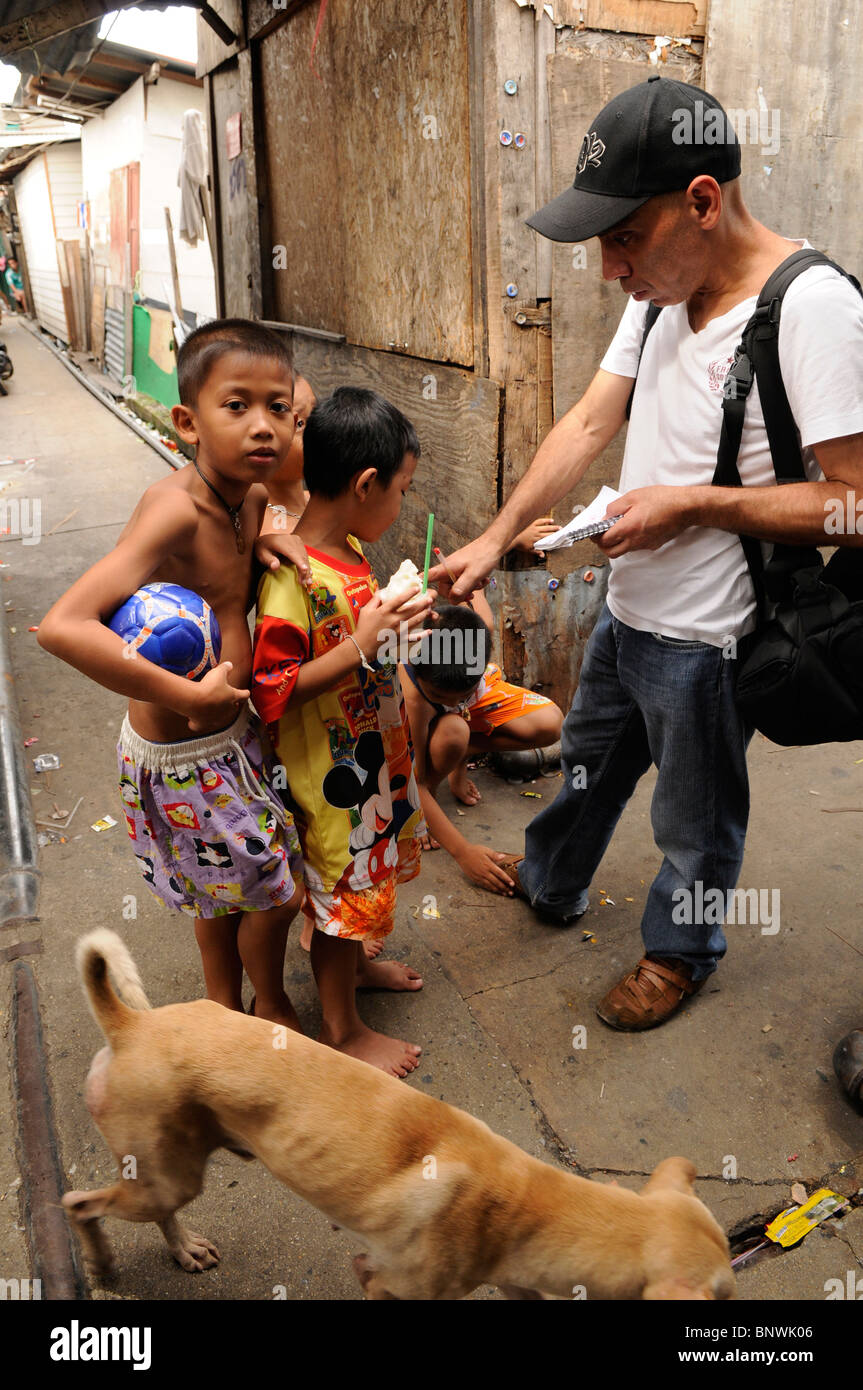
[2,32,199,129]
[0,8,200,181]
[0,3,179,78]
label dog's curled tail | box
[76,929,151,1040]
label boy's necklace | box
[193,461,245,553]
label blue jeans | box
[520,606,752,979]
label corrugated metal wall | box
[103,304,125,380]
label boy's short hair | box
[410,604,490,691]
[303,386,420,498]
[176,318,293,405]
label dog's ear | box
[643,1278,712,1301]
[62,1189,114,1223]
[641,1156,697,1196]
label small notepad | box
[533,487,623,551]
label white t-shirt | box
[600,244,863,645]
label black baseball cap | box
[527,75,741,243]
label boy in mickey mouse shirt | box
[252,387,434,1078]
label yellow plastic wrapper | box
[765,1189,849,1248]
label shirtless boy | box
[38,319,309,1027]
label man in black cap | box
[432,76,863,1030]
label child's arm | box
[509,517,558,556]
[254,521,312,588]
[402,667,515,895]
[257,489,309,540]
[38,491,244,732]
[253,584,434,722]
[248,481,312,589]
[470,589,494,630]
[417,782,517,895]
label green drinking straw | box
[422,512,435,592]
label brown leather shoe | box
[496,854,530,902]
[497,856,588,923]
[596,956,705,1031]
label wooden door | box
[127,160,140,283]
[109,165,128,287]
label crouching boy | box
[401,600,562,895]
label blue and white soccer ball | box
[107,583,222,680]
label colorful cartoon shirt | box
[252,537,423,893]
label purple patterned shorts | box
[117,707,304,918]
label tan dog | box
[64,930,735,1300]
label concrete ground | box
[1,314,862,1302]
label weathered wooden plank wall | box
[483,0,546,506]
[479,1,556,684]
[258,0,475,367]
[555,0,707,35]
[703,0,863,275]
[209,56,262,317]
[196,0,243,78]
[257,4,342,336]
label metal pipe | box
[0,601,39,927]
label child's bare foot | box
[250,994,302,1032]
[448,766,482,805]
[356,957,423,992]
[361,937,384,960]
[322,1022,422,1078]
[419,830,440,850]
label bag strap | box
[713,248,863,618]
[625,301,661,420]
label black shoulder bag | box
[633,248,863,745]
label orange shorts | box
[303,838,422,942]
[465,663,554,737]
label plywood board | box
[547,47,694,528]
[703,0,863,276]
[257,3,342,336]
[54,238,74,348]
[63,239,86,352]
[196,0,244,78]
[258,0,474,366]
[292,336,500,581]
[210,58,257,317]
[247,0,310,40]
[108,164,127,289]
[481,0,541,501]
[480,0,559,682]
[90,273,105,362]
[555,0,706,35]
